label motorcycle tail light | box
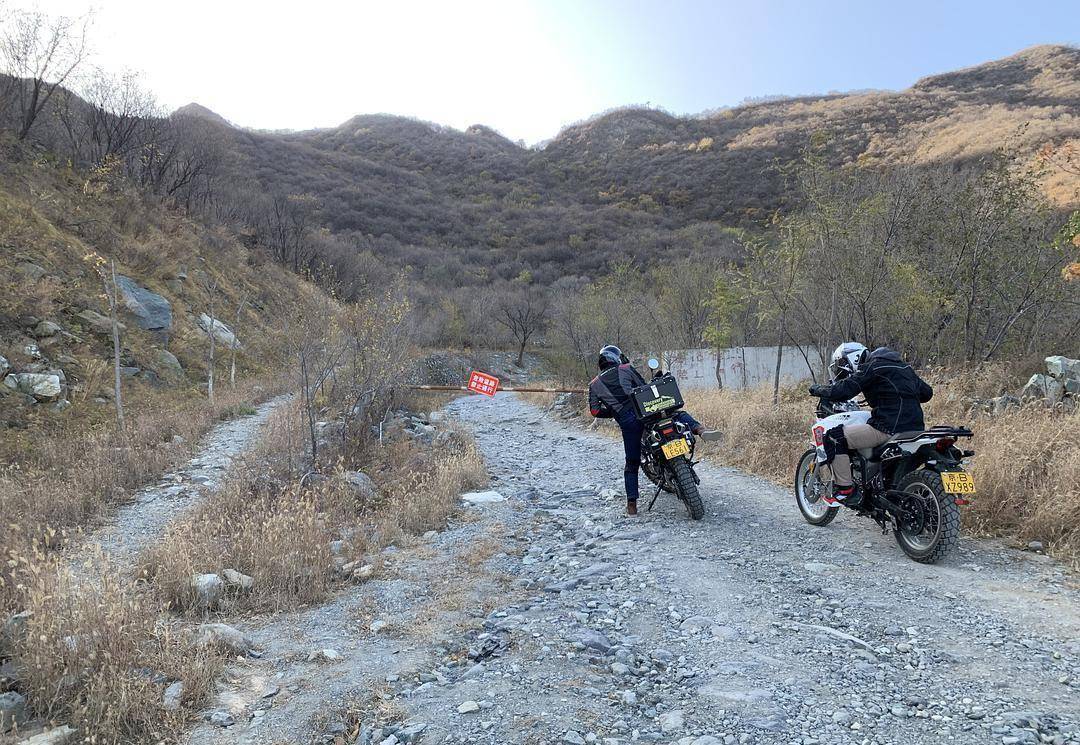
[935,437,956,453]
[661,427,674,435]
[813,426,824,446]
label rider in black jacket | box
[809,344,934,504]
[589,345,715,516]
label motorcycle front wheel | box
[795,449,839,526]
[672,458,704,520]
[894,470,960,564]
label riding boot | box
[833,482,864,509]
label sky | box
[7,0,1080,143]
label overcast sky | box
[9,0,1080,143]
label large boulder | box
[31,320,61,338]
[1020,373,1064,404]
[14,262,46,281]
[1045,355,1080,394]
[1045,355,1080,379]
[153,349,185,380]
[19,725,78,744]
[115,275,172,333]
[343,471,378,500]
[197,314,238,348]
[4,373,62,401]
[221,568,254,592]
[191,573,224,610]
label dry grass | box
[139,405,489,615]
[687,368,1080,564]
[139,401,348,614]
[364,424,489,542]
[689,383,812,483]
[9,552,221,742]
[0,380,278,617]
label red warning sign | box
[467,370,500,397]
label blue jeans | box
[617,408,701,501]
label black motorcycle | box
[636,359,705,520]
[795,396,974,563]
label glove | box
[808,384,828,397]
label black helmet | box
[598,345,627,371]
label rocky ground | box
[183,392,1079,745]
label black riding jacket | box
[816,347,934,434]
[589,363,646,418]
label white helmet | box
[829,342,868,381]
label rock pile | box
[977,355,1080,415]
[1020,355,1080,407]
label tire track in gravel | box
[186,392,1079,745]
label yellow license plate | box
[941,472,975,494]
[661,438,690,459]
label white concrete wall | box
[650,346,821,390]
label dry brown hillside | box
[165,45,1078,288]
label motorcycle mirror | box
[647,358,660,370]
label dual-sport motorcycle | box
[794,396,974,563]
[636,358,705,520]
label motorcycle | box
[636,358,705,520]
[794,395,974,563]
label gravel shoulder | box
[187,392,1079,745]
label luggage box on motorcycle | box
[631,375,684,419]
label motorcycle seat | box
[887,430,927,443]
[868,431,925,460]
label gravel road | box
[189,392,1080,745]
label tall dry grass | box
[10,553,221,742]
[139,402,488,615]
[0,381,278,618]
[687,369,1080,563]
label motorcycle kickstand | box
[647,485,662,512]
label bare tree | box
[198,263,220,405]
[106,259,124,431]
[495,280,549,366]
[83,251,124,431]
[230,294,247,388]
[82,67,159,163]
[0,7,90,140]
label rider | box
[809,343,934,506]
[588,345,718,516]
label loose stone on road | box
[187,391,1080,744]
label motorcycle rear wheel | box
[672,458,704,520]
[795,449,839,526]
[894,470,960,564]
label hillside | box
[0,133,324,434]
[178,45,1079,286]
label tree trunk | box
[207,328,215,405]
[108,260,125,432]
[772,317,785,409]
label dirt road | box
[190,392,1079,745]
